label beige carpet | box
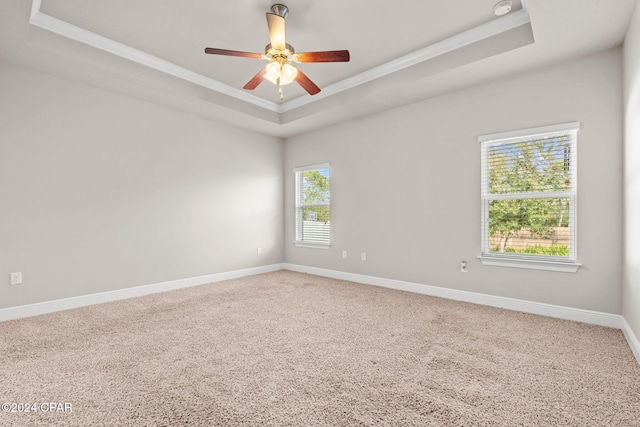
[0,270,639,426]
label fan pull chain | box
[279,83,284,101]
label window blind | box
[294,163,331,246]
[480,124,578,261]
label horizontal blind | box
[480,125,578,260]
[295,164,330,245]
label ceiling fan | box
[204,4,350,101]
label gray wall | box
[0,46,629,318]
[0,61,284,309]
[624,3,640,342]
[285,49,623,314]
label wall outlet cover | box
[10,272,22,285]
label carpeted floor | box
[0,270,639,426]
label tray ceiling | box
[0,0,634,136]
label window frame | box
[294,163,331,249]
[478,122,581,273]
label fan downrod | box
[271,4,289,19]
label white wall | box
[0,61,284,309]
[623,2,640,342]
[285,49,623,314]
[0,45,628,318]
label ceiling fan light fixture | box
[204,3,349,99]
[264,61,281,84]
[280,63,298,85]
[264,60,298,86]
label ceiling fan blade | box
[295,68,321,95]
[266,13,286,50]
[243,69,267,90]
[204,48,262,59]
[297,50,351,63]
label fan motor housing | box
[265,43,295,57]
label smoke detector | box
[494,1,513,16]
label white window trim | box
[294,163,331,249]
[477,122,581,143]
[478,122,581,273]
[294,242,332,250]
[478,255,581,273]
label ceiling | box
[0,0,636,137]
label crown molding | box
[279,8,531,112]
[29,0,279,112]
[30,0,531,116]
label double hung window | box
[294,163,331,248]
[479,123,580,271]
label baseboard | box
[283,263,622,329]
[285,264,638,366]
[0,263,285,323]
[3,262,637,366]
[621,317,640,365]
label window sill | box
[478,255,581,273]
[294,241,331,250]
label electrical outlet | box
[257,247,262,255]
[361,252,367,261]
[10,272,22,285]
[342,250,347,259]
[460,261,468,273]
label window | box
[479,122,580,272]
[294,163,331,248]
